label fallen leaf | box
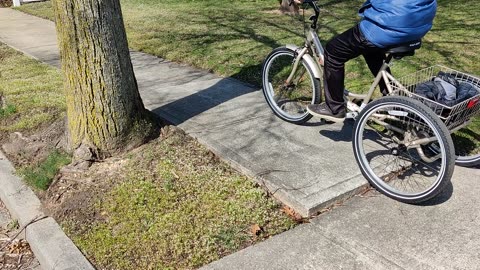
[281,206,304,223]
[250,224,263,236]
[7,239,31,254]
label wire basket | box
[389,65,480,130]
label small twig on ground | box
[0,215,48,251]
[53,183,74,203]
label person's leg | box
[308,24,385,121]
[363,52,391,95]
[322,25,365,114]
[307,24,367,121]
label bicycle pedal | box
[346,112,357,119]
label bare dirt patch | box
[42,155,127,224]
[0,116,116,223]
[1,117,67,168]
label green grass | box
[9,1,480,266]
[0,39,296,269]
[20,149,71,190]
[64,129,296,269]
[16,0,480,91]
[0,43,65,133]
[0,104,17,117]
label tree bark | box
[280,0,299,14]
[51,0,159,158]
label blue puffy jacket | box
[359,0,437,48]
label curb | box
[0,150,95,270]
[157,107,369,217]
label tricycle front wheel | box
[261,47,321,124]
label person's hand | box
[293,0,304,4]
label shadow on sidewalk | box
[151,76,258,125]
[418,182,453,206]
[318,119,454,206]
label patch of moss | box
[65,129,296,269]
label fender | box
[285,44,323,79]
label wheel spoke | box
[354,96,454,203]
[262,48,321,124]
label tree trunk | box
[280,0,299,14]
[51,0,159,158]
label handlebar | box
[289,0,320,29]
[305,0,320,30]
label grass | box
[0,43,65,134]
[19,149,71,190]
[16,0,480,91]
[0,42,296,268]
[63,128,296,269]
[19,0,478,154]
[0,104,17,117]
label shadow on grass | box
[145,4,342,123]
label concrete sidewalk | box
[1,7,480,270]
[0,8,367,217]
[203,166,480,269]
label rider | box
[296,0,437,122]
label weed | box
[0,104,16,117]
[20,150,71,190]
[7,219,19,231]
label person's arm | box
[359,0,372,14]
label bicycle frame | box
[261,0,478,201]
[282,1,444,163]
[284,11,395,117]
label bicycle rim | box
[354,99,452,202]
[262,49,318,123]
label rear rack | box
[389,65,480,130]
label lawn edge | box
[0,150,94,270]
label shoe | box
[307,103,346,122]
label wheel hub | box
[391,145,407,156]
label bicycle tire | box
[452,114,480,167]
[262,47,321,124]
[452,113,480,167]
[352,96,455,203]
[445,76,480,167]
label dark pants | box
[324,24,390,114]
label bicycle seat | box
[385,40,422,59]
